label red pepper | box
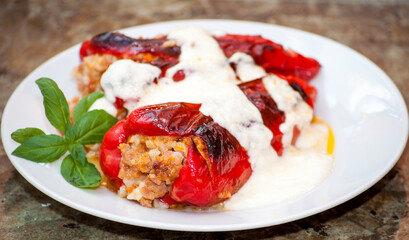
[100,102,252,207]
[239,79,286,156]
[79,32,181,76]
[89,31,321,203]
[238,75,316,156]
[215,34,321,81]
[80,32,181,62]
[80,32,320,82]
[276,74,317,108]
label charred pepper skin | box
[79,32,181,75]
[80,32,181,62]
[100,102,252,207]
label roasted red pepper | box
[79,32,181,74]
[239,79,286,156]
[276,74,317,108]
[90,31,321,201]
[239,75,317,156]
[100,102,252,207]
[80,32,320,82]
[80,32,181,61]
[215,34,321,81]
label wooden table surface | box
[1,0,408,239]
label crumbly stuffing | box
[118,135,192,207]
[72,54,118,96]
[71,51,165,96]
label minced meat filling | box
[118,135,192,207]
[72,54,118,96]
[71,50,170,96]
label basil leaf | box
[12,134,67,163]
[72,92,104,124]
[11,127,45,143]
[64,124,75,144]
[68,143,87,166]
[36,78,71,133]
[61,154,101,188]
[73,110,117,145]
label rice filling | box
[118,135,192,207]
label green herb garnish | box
[11,78,117,188]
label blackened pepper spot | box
[289,81,309,103]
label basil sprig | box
[11,78,117,188]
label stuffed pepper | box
[100,102,252,207]
[71,26,334,210]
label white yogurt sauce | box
[229,52,266,81]
[100,60,161,104]
[98,26,334,210]
[263,75,314,150]
[88,96,118,117]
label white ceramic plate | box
[1,20,408,231]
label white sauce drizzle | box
[88,97,118,117]
[262,75,313,150]
[229,52,266,81]
[137,26,276,167]
[98,26,334,210]
[100,60,161,104]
